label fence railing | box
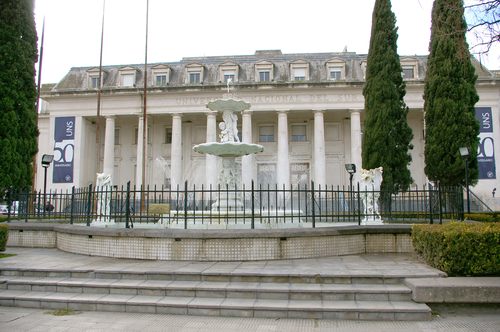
[3,182,464,228]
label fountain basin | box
[193,142,263,157]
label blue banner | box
[53,117,75,183]
[475,107,496,179]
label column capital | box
[276,109,289,114]
[205,110,217,117]
[105,115,116,119]
[313,109,325,115]
[349,109,363,114]
[242,110,253,116]
[171,113,183,119]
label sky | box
[34,0,499,84]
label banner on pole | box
[53,117,75,183]
[475,107,496,179]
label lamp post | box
[345,164,356,217]
[459,147,470,214]
[41,154,54,212]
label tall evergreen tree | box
[0,0,38,196]
[424,0,479,186]
[362,0,413,204]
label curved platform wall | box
[7,223,415,261]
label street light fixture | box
[345,163,356,189]
[459,147,470,214]
[41,154,54,212]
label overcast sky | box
[34,0,499,84]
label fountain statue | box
[92,172,113,225]
[193,83,263,210]
[359,167,383,225]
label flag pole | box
[141,0,149,212]
[96,0,106,175]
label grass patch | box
[45,308,79,316]
[0,253,16,259]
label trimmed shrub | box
[412,222,500,276]
[465,213,500,222]
[0,224,8,251]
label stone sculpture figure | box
[95,173,112,223]
[221,110,239,143]
[359,167,383,224]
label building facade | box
[37,50,500,203]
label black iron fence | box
[3,182,464,228]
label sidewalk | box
[0,247,499,331]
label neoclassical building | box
[37,50,500,201]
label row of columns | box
[100,109,363,188]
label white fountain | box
[193,80,264,211]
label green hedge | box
[0,224,8,251]
[412,222,500,276]
[465,212,500,222]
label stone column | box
[350,109,362,182]
[102,116,115,182]
[206,111,217,188]
[313,110,326,188]
[170,114,183,190]
[277,110,290,189]
[241,110,253,189]
[135,116,145,188]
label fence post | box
[86,184,93,226]
[125,181,131,228]
[184,181,188,230]
[357,183,362,225]
[70,186,75,224]
[428,185,433,224]
[311,181,316,228]
[251,180,255,229]
[438,184,443,224]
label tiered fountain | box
[193,84,263,210]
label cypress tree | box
[0,0,39,196]
[362,0,413,205]
[424,0,479,186]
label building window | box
[114,128,120,145]
[165,127,172,144]
[259,125,274,142]
[90,76,100,89]
[292,68,306,81]
[121,73,135,87]
[329,68,342,80]
[189,72,201,84]
[255,61,274,82]
[155,74,168,86]
[259,71,270,82]
[185,63,204,84]
[291,124,307,142]
[223,71,235,83]
[402,65,415,79]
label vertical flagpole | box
[96,0,106,174]
[32,17,45,193]
[141,0,149,212]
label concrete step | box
[0,267,438,284]
[0,290,431,321]
[0,276,413,301]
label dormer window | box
[401,59,419,80]
[152,64,170,86]
[255,61,274,82]
[326,58,346,81]
[219,62,239,83]
[119,66,137,87]
[185,63,204,84]
[86,67,105,89]
[290,60,309,81]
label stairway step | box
[0,290,431,321]
[1,267,441,284]
[1,276,412,301]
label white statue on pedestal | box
[359,167,383,225]
[94,173,113,224]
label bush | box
[465,213,500,222]
[412,222,500,276]
[0,224,8,251]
